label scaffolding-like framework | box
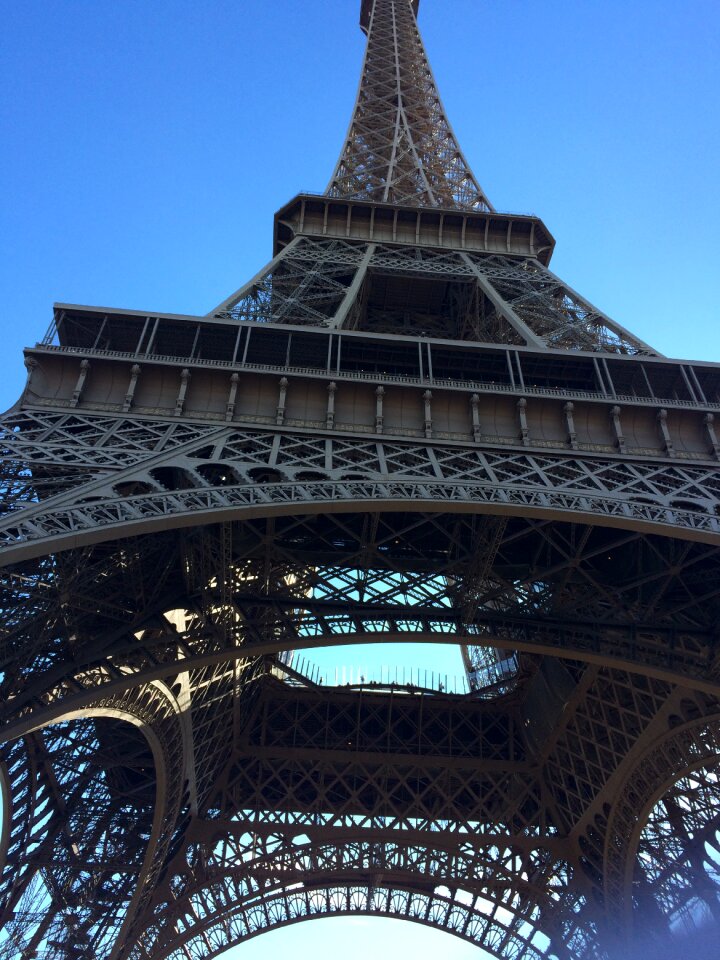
[1,2,720,958]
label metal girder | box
[2,415,720,563]
[2,0,720,958]
[0,683,187,960]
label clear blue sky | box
[2,1,719,957]
[2,0,719,386]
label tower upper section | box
[327,0,493,212]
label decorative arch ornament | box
[133,835,588,960]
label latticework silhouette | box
[2,2,720,959]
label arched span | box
[632,762,720,941]
[0,683,187,960]
[0,738,44,921]
[1,476,719,566]
[4,511,720,745]
[603,713,720,932]
[135,835,589,960]
[0,758,10,878]
[152,895,546,960]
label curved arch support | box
[2,475,720,567]
[0,681,188,960]
[4,508,720,748]
[0,759,11,878]
[135,835,586,960]
[0,736,52,926]
[603,714,720,937]
[5,641,720,750]
[154,886,545,960]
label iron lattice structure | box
[2,1,720,958]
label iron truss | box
[208,237,653,354]
[2,1,720,959]
[2,511,720,958]
[327,0,491,210]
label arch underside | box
[605,716,720,929]
[631,762,720,940]
[5,684,718,959]
[2,469,720,958]
[139,713,720,960]
[145,871,568,960]
[2,501,720,744]
[0,436,720,564]
[2,420,720,709]
[0,687,187,960]
[1,413,719,566]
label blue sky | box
[2,0,719,388]
[219,915,486,959]
[2,1,719,957]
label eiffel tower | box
[2,1,720,958]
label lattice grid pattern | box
[1,0,718,956]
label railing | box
[275,656,474,696]
[30,343,720,412]
[274,650,520,698]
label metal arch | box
[5,510,720,746]
[37,704,172,960]
[5,651,720,756]
[2,477,720,567]
[1,0,718,954]
[152,893,548,960]
[0,738,48,931]
[602,713,720,926]
[628,763,720,941]
[4,409,720,563]
[137,837,575,960]
[0,761,11,882]
[0,683,188,960]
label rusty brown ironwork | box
[1,2,719,958]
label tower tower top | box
[360,0,419,33]
[329,0,492,211]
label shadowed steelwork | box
[1,1,720,958]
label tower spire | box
[327,0,493,211]
[3,4,719,958]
